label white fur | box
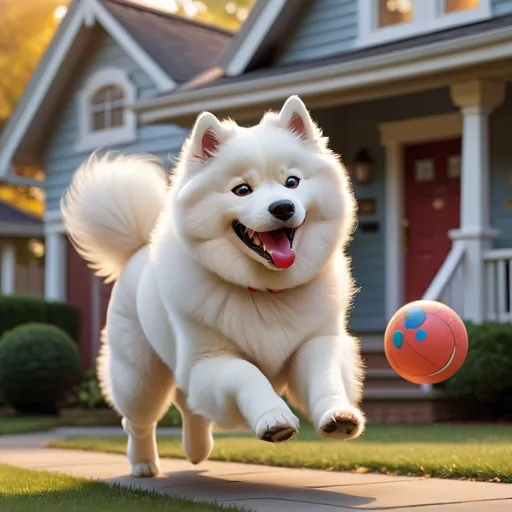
[62,96,365,477]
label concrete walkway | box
[1,430,511,511]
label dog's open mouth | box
[232,221,296,269]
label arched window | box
[76,68,136,152]
[90,85,125,131]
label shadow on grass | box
[1,466,242,512]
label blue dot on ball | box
[416,328,427,342]
[392,330,404,349]
[404,307,426,330]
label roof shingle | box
[101,0,234,84]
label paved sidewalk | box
[1,431,511,511]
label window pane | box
[111,106,124,127]
[109,86,124,102]
[91,86,110,105]
[378,0,413,27]
[445,0,479,13]
[92,110,105,131]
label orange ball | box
[384,300,468,385]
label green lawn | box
[51,423,512,483]
[0,464,240,512]
[0,416,58,436]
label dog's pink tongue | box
[258,230,295,269]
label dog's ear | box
[189,111,226,161]
[278,95,316,142]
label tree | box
[0,0,64,120]
[0,0,255,217]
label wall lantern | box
[352,148,375,184]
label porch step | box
[364,369,419,390]
[359,334,452,422]
[362,389,452,423]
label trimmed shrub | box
[71,370,108,410]
[440,322,512,414]
[46,300,80,341]
[0,295,80,340]
[0,323,82,414]
[68,370,183,426]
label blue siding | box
[277,0,512,66]
[277,0,356,65]
[493,0,512,15]
[44,31,188,212]
[490,85,512,248]
[312,88,457,331]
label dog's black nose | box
[269,200,295,221]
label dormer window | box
[91,85,125,131]
[76,68,136,152]
[378,0,413,28]
[358,0,491,48]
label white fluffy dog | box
[61,95,365,477]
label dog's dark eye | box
[232,184,252,197]
[285,176,300,189]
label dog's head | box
[171,95,356,290]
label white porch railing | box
[483,248,512,323]
[423,241,467,316]
[419,242,467,393]
[421,244,512,323]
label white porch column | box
[1,243,16,295]
[450,80,506,323]
[45,231,67,301]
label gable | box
[43,30,188,212]
[276,0,357,65]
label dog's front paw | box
[317,406,365,440]
[255,409,299,443]
[130,461,160,477]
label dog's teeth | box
[247,229,254,239]
[244,227,248,234]
[253,234,261,246]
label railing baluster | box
[486,261,496,322]
[497,260,506,323]
[456,261,464,316]
[508,259,512,322]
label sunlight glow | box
[53,5,68,21]
[182,0,198,16]
[225,2,237,14]
[236,6,249,21]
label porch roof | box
[0,201,42,238]
[136,13,512,126]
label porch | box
[308,79,512,418]
[310,79,512,329]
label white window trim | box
[356,0,492,49]
[75,67,137,152]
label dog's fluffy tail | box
[61,153,167,282]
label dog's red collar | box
[248,287,281,295]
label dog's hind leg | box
[97,321,174,477]
[174,388,213,464]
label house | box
[0,0,233,366]
[0,123,44,295]
[0,201,44,296]
[2,0,512,421]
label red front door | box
[404,139,461,302]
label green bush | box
[0,323,82,414]
[0,295,80,340]
[441,322,512,413]
[46,300,80,341]
[71,370,108,409]
[69,371,183,426]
